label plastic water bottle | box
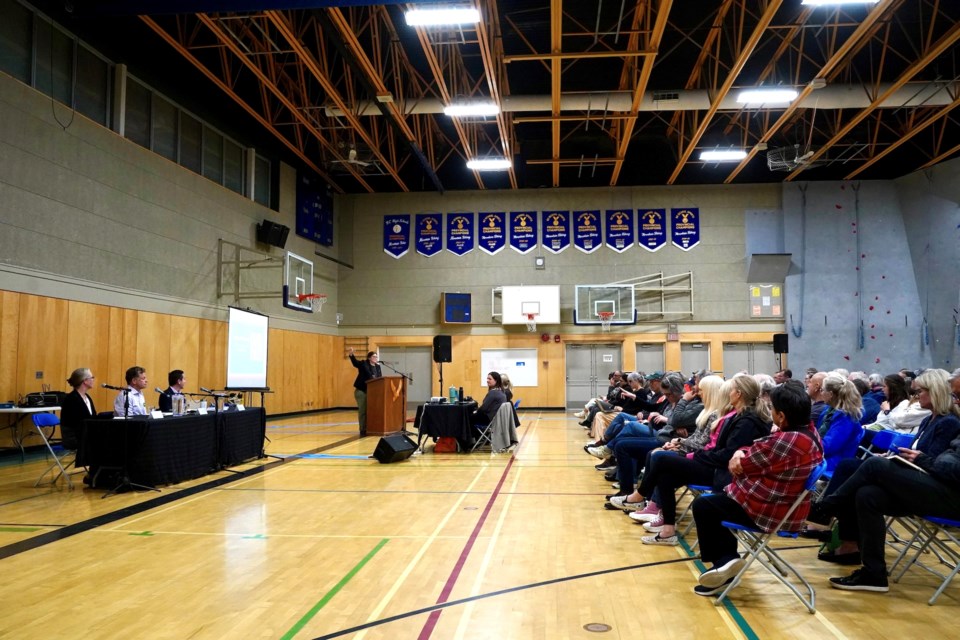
[449,386,458,402]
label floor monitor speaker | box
[372,433,417,464]
[433,335,452,363]
[773,333,789,354]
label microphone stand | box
[103,388,159,498]
[379,360,413,384]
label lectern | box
[366,376,407,435]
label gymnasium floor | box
[0,410,956,639]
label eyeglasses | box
[910,387,926,397]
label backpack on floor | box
[434,437,459,453]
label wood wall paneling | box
[16,294,69,398]
[65,300,113,411]
[0,291,20,403]
[169,315,201,403]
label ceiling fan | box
[331,145,371,168]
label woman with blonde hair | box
[664,374,729,454]
[60,367,97,450]
[817,372,864,474]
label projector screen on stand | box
[226,307,269,389]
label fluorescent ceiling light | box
[467,158,512,171]
[405,8,481,26]
[801,0,879,6]
[700,150,747,162]
[736,88,799,105]
[443,102,500,117]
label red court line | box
[415,424,529,639]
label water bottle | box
[458,387,464,403]
[449,386,458,402]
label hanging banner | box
[478,211,506,255]
[415,213,443,257]
[605,208,634,253]
[446,212,474,256]
[509,211,537,254]
[671,207,700,251]
[638,208,667,252]
[541,210,570,254]
[573,210,602,253]
[383,214,410,258]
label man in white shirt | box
[113,366,149,417]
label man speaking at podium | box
[348,347,381,437]
[158,369,186,413]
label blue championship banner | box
[573,210,602,253]
[415,213,443,257]
[605,209,634,253]
[478,211,506,255]
[509,211,537,254]
[383,214,410,258]
[638,209,667,252]
[446,212,474,256]
[671,207,700,251]
[541,210,570,254]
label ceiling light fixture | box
[700,150,748,162]
[736,88,799,105]
[466,158,512,171]
[443,102,500,117]
[801,0,880,6]
[404,8,481,27]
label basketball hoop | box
[297,293,326,314]
[525,313,538,332]
[598,311,615,332]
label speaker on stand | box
[433,335,451,393]
[773,333,788,370]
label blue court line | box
[274,453,371,460]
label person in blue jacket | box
[817,372,863,475]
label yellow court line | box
[352,463,492,640]
[453,467,523,640]
[89,529,486,540]
[813,610,850,639]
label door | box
[722,342,776,378]
[635,343,665,376]
[680,342,711,379]
[378,346,432,409]
[565,343,621,409]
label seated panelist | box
[113,366,148,417]
[158,369,186,413]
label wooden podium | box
[366,376,407,435]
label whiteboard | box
[480,349,538,387]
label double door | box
[377,346,432,408]
[565,344,622,409]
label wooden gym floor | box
[0,410,956,639]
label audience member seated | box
[587,372,651,441]
[817,373,863,475]
[851,378,881,426]
[472,372,507,430]
[573,371,622,419]
[815,429,960,592]
[807,371,828,424]
[690,380,823,595]
[862,373,929,433]
[609,374,772,545]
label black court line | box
[310,556,700,640]
[0,435,359,561]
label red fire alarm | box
[541,333,550,342]
[554,334,561,343]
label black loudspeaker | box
[773,333,789,354]
[433,335,452,363]
[256,220,290,248]
[372,433,417,464]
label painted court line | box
[281,538,389,640]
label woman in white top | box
[864,373,930,433]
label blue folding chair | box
[859,429,897,458]
[31,413,80,490]
[716,460,829,613]
[890,515,960,604]
[889,432,916,452]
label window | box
[0,0,31,83]
[202,125,223,184]
[152,94,178,162]
[254,155,271,207]
[34,18,73,106]
[125,78,151,149]
[179,112,202,174]
[75,45,109,126]
[223,138,243,194]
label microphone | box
[200,386,226,397]
[155,387,166,394]
[200,387,214,394]
[101,383,126,391]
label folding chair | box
[678,484,713,547]
[31,413,80,490]
[858,429,897,458]
[715,460,829,613]
[471,402,516,453]
[890,515,960,604]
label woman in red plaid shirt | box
[691,380,823,595]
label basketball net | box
[297,293,327,314]
[526,313,538,332]
[598,311,614,332]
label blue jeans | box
[607,421,656,449]
[603,412,644,441]
[612,436,663,493]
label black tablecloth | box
[77,409,266,486]
[416,401,478,446]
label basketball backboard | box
[282,252,315,312]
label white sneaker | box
[628,510,662,524]
[641,533,678,546]
[573,411,586,419]
[698,557,745,588]
[587,445,611,459]
[608,495,646,510]
[642,518,665,532]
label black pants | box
[692,492,757,566]
[637,453,715,525]
[823,456,960,576]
